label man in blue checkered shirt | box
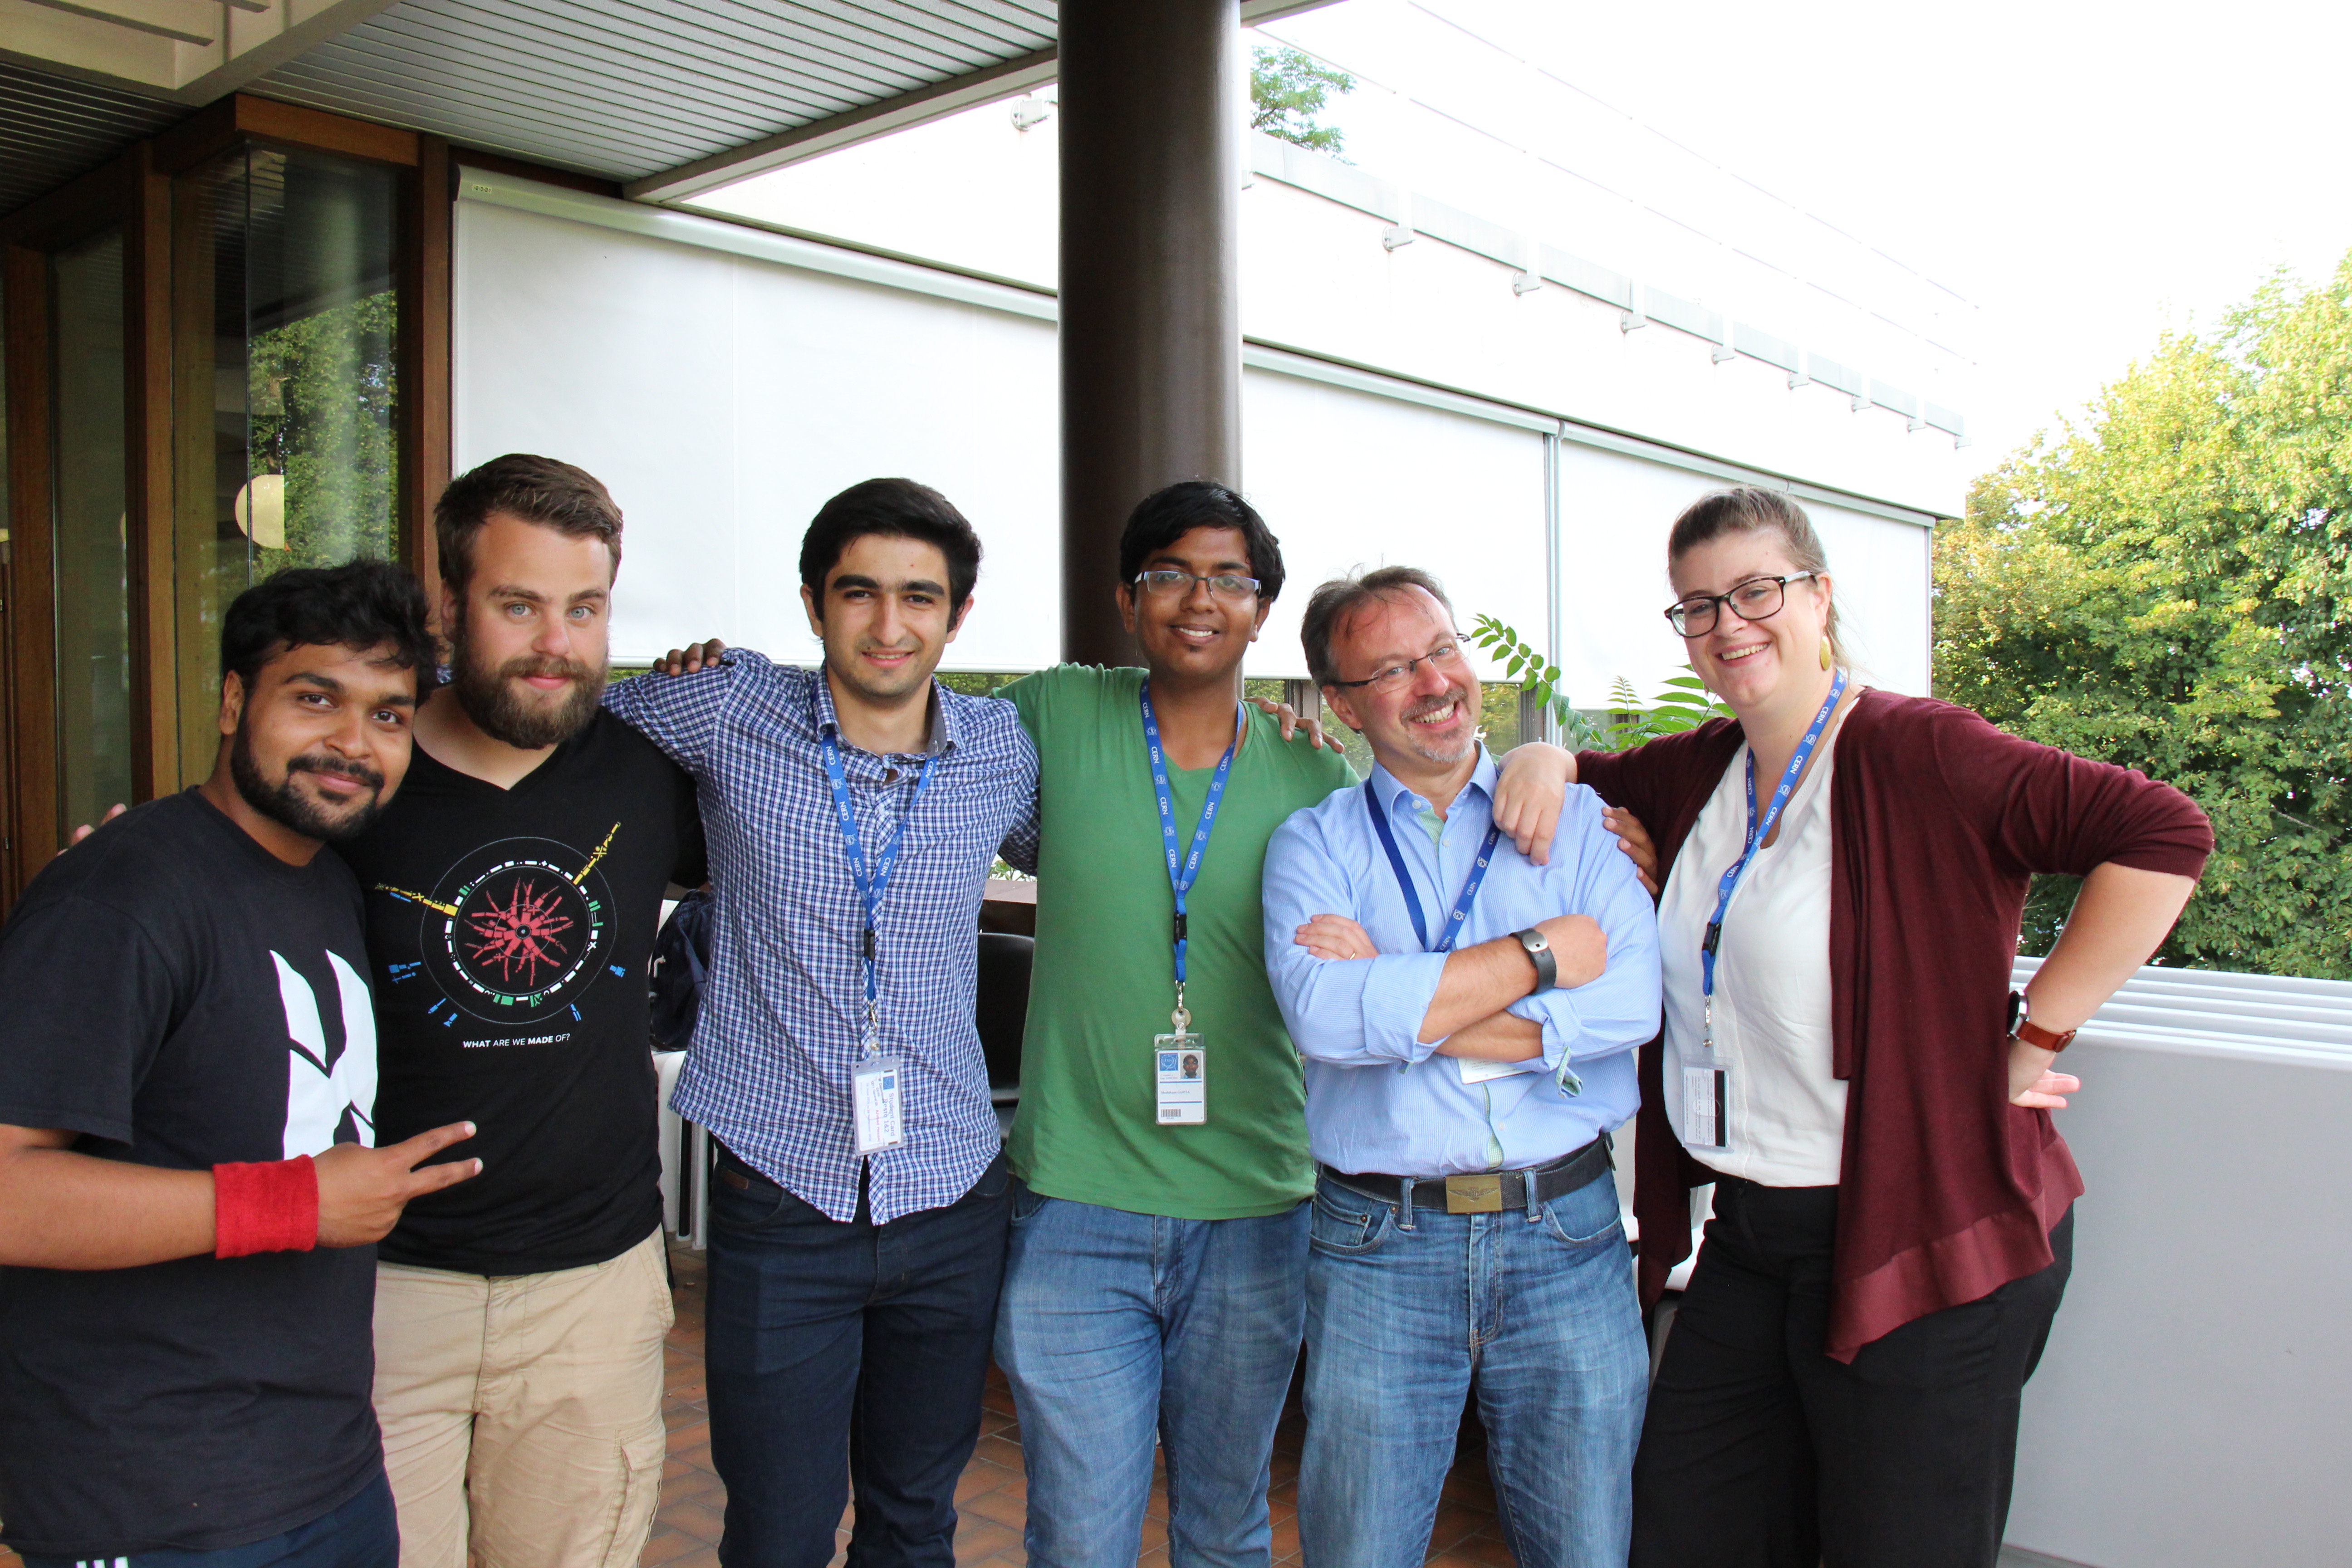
[603,479,1037,1568]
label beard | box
[230,723,387,843]
[447,613,607,749]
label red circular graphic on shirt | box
[413,838,617,1025]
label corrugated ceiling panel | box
[0,62,186,220]
[253,0,1057,180]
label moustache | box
[500,654,595,684]
[289,755,384,791]
[1403,691,1465,721]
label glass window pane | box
[173,146,400,784]
[50,227,133,836]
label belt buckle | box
[1444,1174,1503,1214]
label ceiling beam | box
[627,0,1345,207]
[0,0,396,103]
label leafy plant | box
[1601,672,1734,743]
[1251,45,1354,158]
[1468,614,1731,750]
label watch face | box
[2007,990,2028,1034]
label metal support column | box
[1057,0,1243,667]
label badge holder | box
[1681,999,1733,1156]
[1155,988,1206,1126]
[851,1000,905,1156]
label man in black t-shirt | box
[0,563,481,1568]
[337,456,704,1568]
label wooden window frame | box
[0,95,469,909]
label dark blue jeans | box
[704,1148,1012,1568]
[19,1470,395,1568]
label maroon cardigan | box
[1579,689,2212,1361]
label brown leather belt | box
[1321,1135,1611,1215]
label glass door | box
[172,145,400,784]
[48,226,135,837]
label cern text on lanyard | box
[1363,780,1511,1083]
[1683,667,1846,1154]
[1141,684,1242,1127]
[816,692,937,1156]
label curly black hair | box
[220,560,437,696]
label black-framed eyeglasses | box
[1664,572,1819,637]
[1329,640,1463,694]
[1133,569,1261,602]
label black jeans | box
[705,1147,1013,1568]
[1630,1177,2072,1568]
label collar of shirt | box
[1367,749,1500,854]
[809,669,956,760]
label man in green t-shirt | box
[994,483,1567,1568]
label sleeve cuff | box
[1357,951,1452,1063]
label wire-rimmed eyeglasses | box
[1664,573,1819,637]
[1328,640,1463,694]
[1133,569,1261,602]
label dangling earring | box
[1819,637,1833,671]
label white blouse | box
[1656,725,1847,1188]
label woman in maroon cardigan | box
[1570,488,2210,1568]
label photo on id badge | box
[1156,1035,1206,1124]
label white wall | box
[455,196,1060,671]
[1551,446,1931,708]
[1239,368,1548,683]
[2000,963,2352,1568]
[455,179,1934,692]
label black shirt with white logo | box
[339,709,705,1276]
[0,790,383,1558]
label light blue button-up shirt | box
[1262,751,1660,1177]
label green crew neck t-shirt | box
[1005,664,1357,1219]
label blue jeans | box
[705,1148,1012,1568]
[1300,1167,1647,1568]
[993,1185,1309,1568]
[20,1470,396,1568]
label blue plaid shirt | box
[606,651,1039,1223]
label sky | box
[1262,0,2352,476]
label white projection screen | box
[454,185,1932,694]
[1240,370,1549,683]
[454,196,1060,671]
[1553,443,1932,709]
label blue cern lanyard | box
[1700,668,1846,1046]
[1140,683,1243,1032]
[1362,780,1504,954]
[815,687,938,1053]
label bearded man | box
[337,456,706,1568]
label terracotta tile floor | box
[0,1245,1512,1568]
[647,1244,1519,1568]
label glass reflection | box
[174,145,398,782]
[50,228,133,836]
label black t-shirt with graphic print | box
[0,789,384,1559]
[338,709,705,1276]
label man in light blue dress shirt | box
[1261,567,1660,1568]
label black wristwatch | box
[1514,928,1558,992]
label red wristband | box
[213,1156,320,1257]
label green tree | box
[1251,45,1353,158]
[1934,257,2352,978]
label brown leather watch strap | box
[2013,1017,2078,1054]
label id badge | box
[1457,1056,1521,1085]
[1682,1063,1730,1153]
[853,1053,905,1155]
[1154,1035,1207,1125]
